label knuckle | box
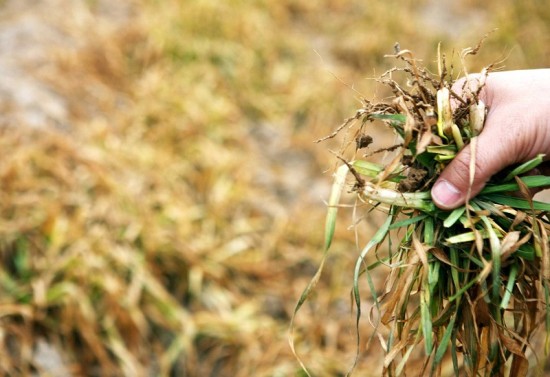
[446,156,472,189]
[445,148,491,193]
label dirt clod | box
[355,134,373,149]
[397,167,427,192]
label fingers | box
[430,75,492,209]
[431,129,514,210]
[431,75,514,210]
[430,69,550,210]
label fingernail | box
[432,179,463,208]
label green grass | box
[0,0,549,376]
[292,45,550,376]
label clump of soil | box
[355,133,373,149]
[398,166,428,192]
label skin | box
[431,69,550,210]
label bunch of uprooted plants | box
[291,41,550,377]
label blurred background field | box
[0,0,549,376]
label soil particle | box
[355,133,373,149]
[398,167,428,192]
[401,155,413,166]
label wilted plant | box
[291,41,550,376]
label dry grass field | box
[0,0,549,376]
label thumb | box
[431,129,515,210]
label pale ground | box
[0,1,134,374]
[0,0,133,128]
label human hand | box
[431,69,550,210]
